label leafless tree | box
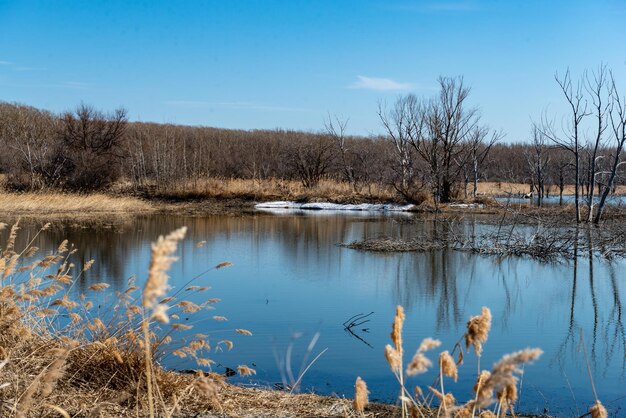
[377,96,418,198]
[58,104,128,190]
[466,126,502,198]
[411,76,491,203]
[524,126,551,204]
[595,73,626,223]
[583,64,611,221]
[284,132,335,188]
[541,69,590,222]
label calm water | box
[6,213,626,416]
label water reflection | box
[3,214,625,416]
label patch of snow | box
[255,201,416,214]
[448,203,484,209]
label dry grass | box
[127,178,399,204]
[476,181,626,197]
[0,191,152,216]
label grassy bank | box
[0,191,153,216]
[1,177,625,220]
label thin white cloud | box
[0,60,13,66]
[349,75,413,91]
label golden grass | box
[476,181,626,196]
[135,177,399,203]
[0,191,152,216]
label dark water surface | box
[8,213,626,416]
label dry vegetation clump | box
[0,191,152,216]
[341,237,447,253]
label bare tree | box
[583,65,611,221]
[284,132,335,188]
[378,96,418,198]
[541,69,590,222]
[595,72,626,223]
[524,126,551,205]
[58,104,128,190]
[466,126,501,198]
[411,76,490,203]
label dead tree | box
[542,69,590,223]
[583,65,610,222]
[595,73,626,224]
[525,126,551,205]
[411,76,490,203]
[377,96,418,199]
[58,104,128,190]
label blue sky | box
[1,0,626,140]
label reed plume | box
[142,227,187,418]
[440,351,458,381]
[464,307,491,357]
[391,305,405,354]
[353,376,369,415]
[589,401,608,418]
[476,348,542,409]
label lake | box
[6,212,626,416]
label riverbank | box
[1,178,625,220]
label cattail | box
[589,401,608,418]
[406,337,440,376]
[465,307,492,356]
[237,365,256,376]
[235,329,252,336]
[4,221,20,256]
[451,404,472,418]
[219,340,234,351]
[3,254,19,279]
[173,350,187,358]
[88,283,110,292]
[418,337,441,353]
[83,259,95,271]
[384,344,402,373]
[497,380,518,407]
[353,377,369,413]
[391,305,405,354]
[430,387,456,408]
[477,348,542,408]
[171,323,192,330]
[440,351,458,381]
[24,246,39,258]
[474,370,492,402]
[143,227,187,323]
[215,261,233,269]
[57,240,68,253]
[406,352,431,376]
[176,300,201,312]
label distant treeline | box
[1,72,625,223]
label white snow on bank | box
[255,201,416,213]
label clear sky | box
[1,0,626,141]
